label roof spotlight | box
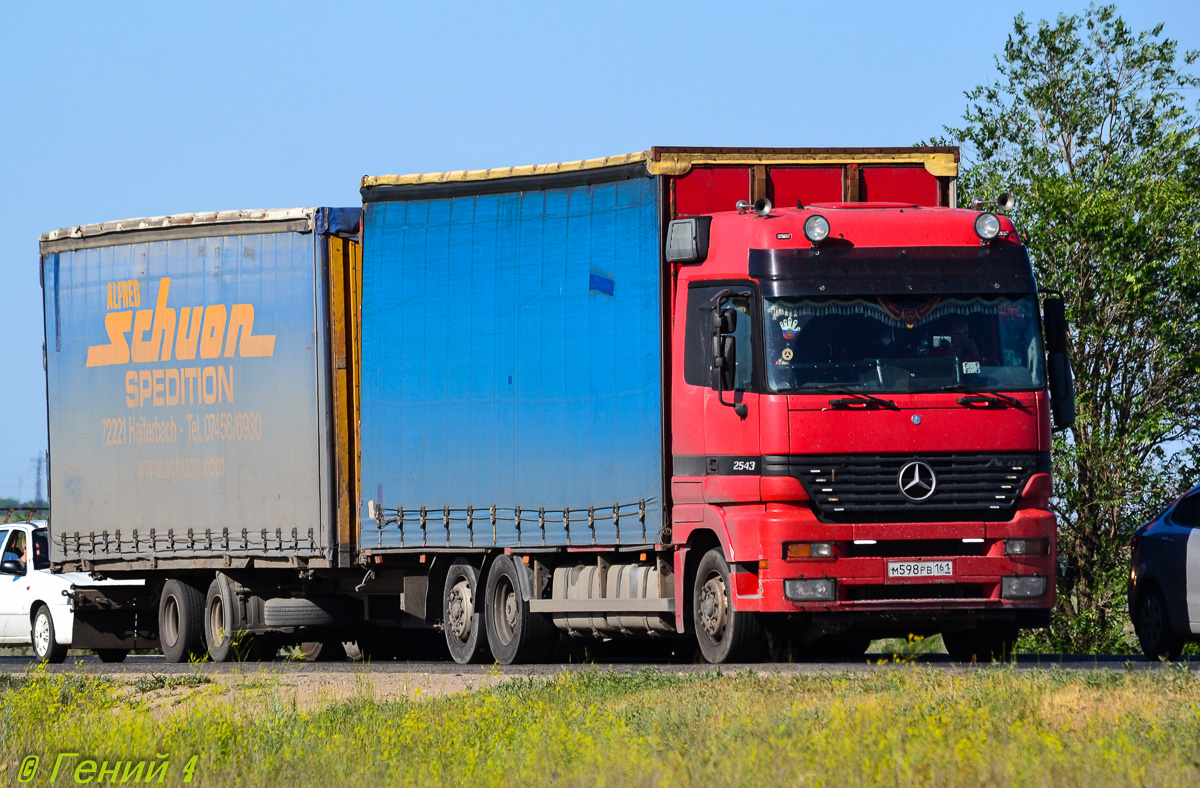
[804,214,830,244]
[974,212,1001,240]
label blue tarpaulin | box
[359,174,663,548]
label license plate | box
[887,560,953,579]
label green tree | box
[948,4,1200,652]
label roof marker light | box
[974,212,1001,240]
[804,214,830,244]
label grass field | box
[2,664,1199,786]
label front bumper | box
[730,505,1056,618]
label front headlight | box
[1005,538,1049,556]
[783,542,835,560]
[784,578,836,601]
[1001,575,1047,598]
[804,214,830,243]
[974,212,1001,240]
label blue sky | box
[0,1,1196,498]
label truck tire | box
[693,548,765,664]
[32,604,68,664]
[1134,585,1186,661]
[205,577,252,662]
[942,626,1017,663]
[261,598,340,628]
[159,579,206,663]
[443,559,489,664]
[484,554,556,665]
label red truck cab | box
[667,199,1070,662]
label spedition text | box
[125,366,233,408]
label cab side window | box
[684,285,754,392]
[1169,493,1200,528]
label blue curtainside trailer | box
[358,171,665,549]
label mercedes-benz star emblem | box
[898,461,937,501]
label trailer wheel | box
[693,548,765,664]
[443,560,489,664]
[32,604,68,664]
[159,579,206,663]
[484,554,555,665]
[204,578,241,662]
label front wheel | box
[1135,585,1186,661]
[32,604,68,664]
[484,554,556,665]
[692,548,765,664]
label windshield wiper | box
[941,383,1023,408]
[794,385,898,410]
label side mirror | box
[0,560,23,575]
[1042,296,1076,430]
[711,307,738,392]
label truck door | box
[684,284,761,499]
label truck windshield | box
[763,294,1046,393]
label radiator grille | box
[765,453,1045,523]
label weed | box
[130,673,213,693]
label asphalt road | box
[3,652,1195,676]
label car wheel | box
[32,604,68,664]
[159,579,206,663]
[1135,585,1186,661]
[693,548,765,664]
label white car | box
[0,520,138,662]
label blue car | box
[1129,485,1200,660]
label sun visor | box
[748,246,1036,297]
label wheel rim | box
[34,613,51,656]
[698,572,729,643]
[162,596,180,648]
[447,578,474,643]
[208,595,228,648]
[491,575,518,646]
